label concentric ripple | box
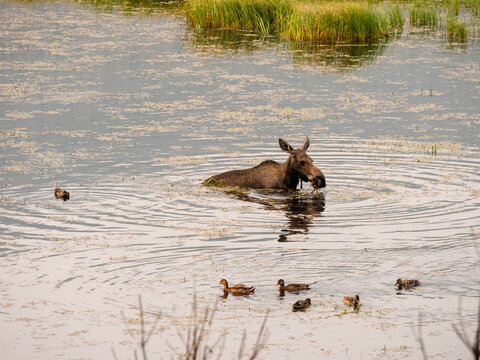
[2,136,479,257]
[1,0,480,357]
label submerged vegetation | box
[405,0,471,43]
[76,0,183,14]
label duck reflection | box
[225,189,325,242]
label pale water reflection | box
[1,0,480,359]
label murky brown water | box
[1,1,480,359]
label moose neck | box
[281,156,300,190]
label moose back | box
[204,137,326,190]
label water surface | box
[1,1,480,359]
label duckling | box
[54,187,70,201]
[343,295,360,308]
[292,298,311,311]
[276,279,310,293]
[218,279,255,295]
[395,278,420,290]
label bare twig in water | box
[236,313,269,360]
[183,289,220,360]
[114,291,268,360]
[412,312,428,360]
[452,295,480,360]
[237,330,247,360]
[248,311,269,360]
[181,290,268,360]
[115,295,162,360]
[111,348,120,360]
[452,234,480,360]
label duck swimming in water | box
[292,298,311,311]
[54,187,70,201]
[395,278,420,290]
[218,279,255,295]
[343,295,360,310]
[276,279,311,293]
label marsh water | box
[1,1,480,359]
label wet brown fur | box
[204,137,325,190]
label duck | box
[54,187,70,201]
[343,295,360,308]
[276,279,310,293]
[395,278,420,290]
[218,279,255,295]
[292,298,311,311]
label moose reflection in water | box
[204,137,326,190]
[278,193,325,242]
[204,137,326,242]
[228,190,325,242]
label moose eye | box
[299,161,305,166]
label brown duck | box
[343,295,360,308]
[276,279,310,293]
[292,298,311,311]
[395,278,420,290]
[54,187,70,201]
[218,279,255,295]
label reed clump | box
[446,15,467,41]
[409,1,438,27]
[184,0,293,34]
[185,0,404,43]
[283,3,402,42]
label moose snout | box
[313,174,326,189]
[306,167,326,189]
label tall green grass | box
[283,3,397,42]
[185,0,404,43]
[409,2,438,26]
[448,0,459,16]
[446,15,467,41]
[446,0,479,17]
[184,0,293,34]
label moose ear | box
[302,136,310,151]
[279,139,294,154]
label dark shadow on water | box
[224,188,325,242]
[287,39,391,69]
[184,28,278,53]
[185,28,398,70]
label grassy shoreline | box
[70,0,478,43]
[185,0,404,43]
